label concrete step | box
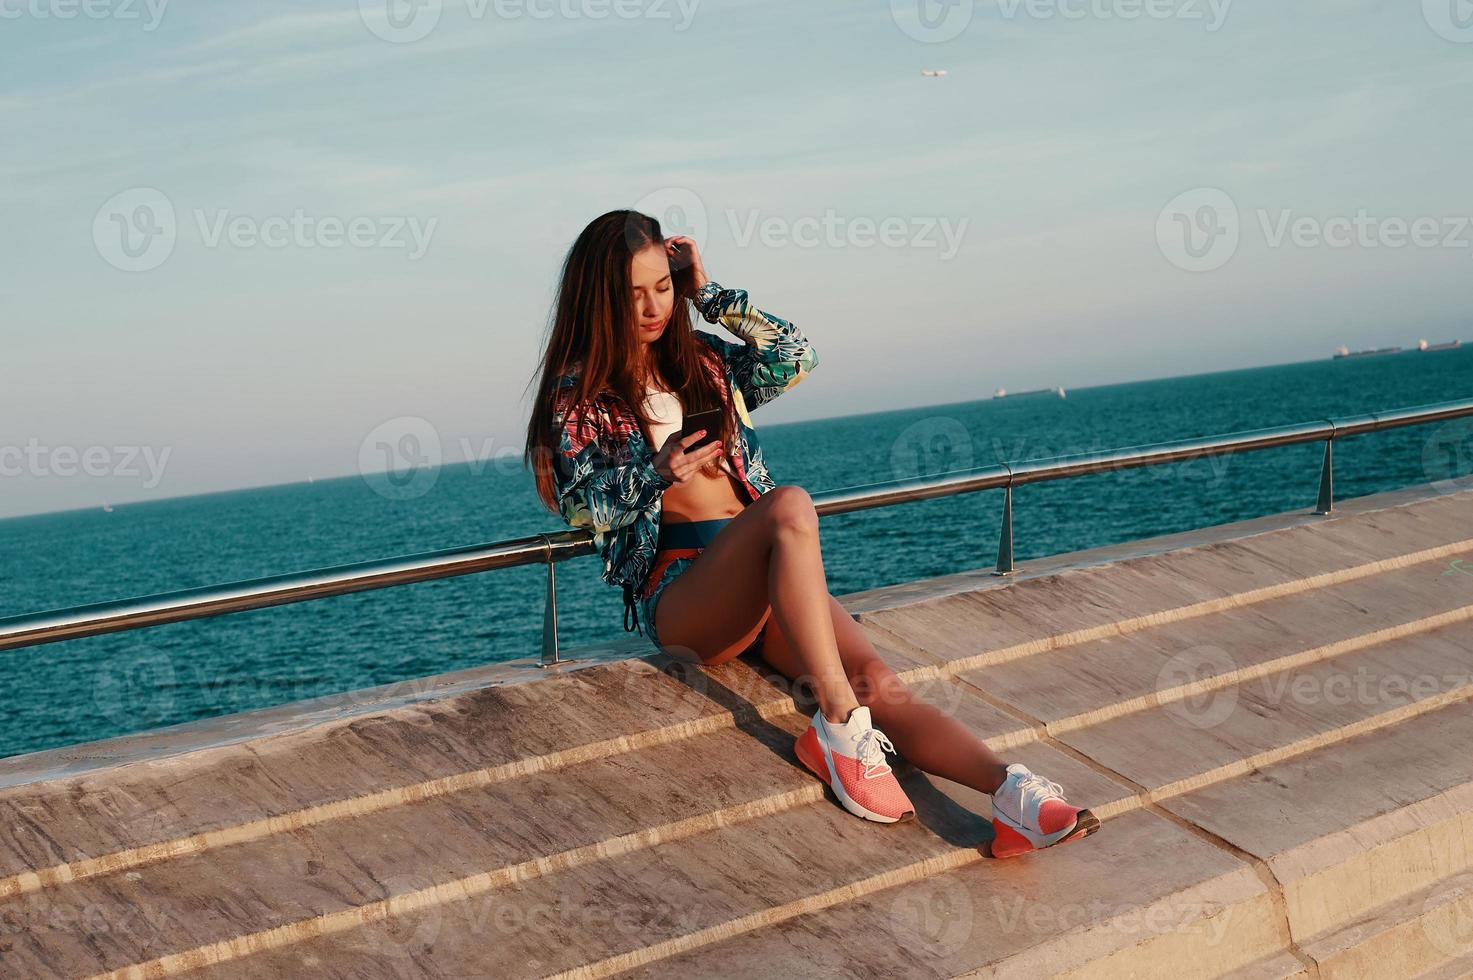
[175,810,1272,980]
[1165,699,1473,967]
[0,482,1467,978]
[855,489,1473,674]
[960,555,1473,734]
[0,702,1119,976]
[1300,868,1473,979]
[1055,619,1473,802]
[0,654,805,895]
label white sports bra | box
[643,382,735,477]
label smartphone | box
[682,407,723,452]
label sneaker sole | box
[989,807,1100,859]
[795,725,915,824]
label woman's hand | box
[654,429,723,484]
[664,235,707,298]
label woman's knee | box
[759,485,819,538]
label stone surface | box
[0,481,1470,978]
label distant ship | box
[920,69,948,77]
[1417,338,1462,352]
[1333,345,1402,359]
[994,386,1066,399]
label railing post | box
[994,478,1015,576]
[539,535,561,667]
[1314,435,1334,516]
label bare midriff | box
[653,436,752,524]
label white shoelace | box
[1015,769,1066,808]
[853,727,896,779]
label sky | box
[2,0,1470,519]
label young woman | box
[524,210,1098,857]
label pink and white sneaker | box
[794,705,916,823]
[988,762,1099,858]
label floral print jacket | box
[550,279,820,636]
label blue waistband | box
[657,517,733,550]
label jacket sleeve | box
[694,281,819,412]
[551,385,674,534]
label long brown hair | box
[524,209,737,515]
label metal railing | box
[3,397,1471,667]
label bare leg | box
[652,486,859,724]
[759,592,1011,795]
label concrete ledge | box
[1,480,1471,978]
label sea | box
[3,345,1470,760]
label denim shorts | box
[638,517,768,657]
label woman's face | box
[629,243,674,346]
